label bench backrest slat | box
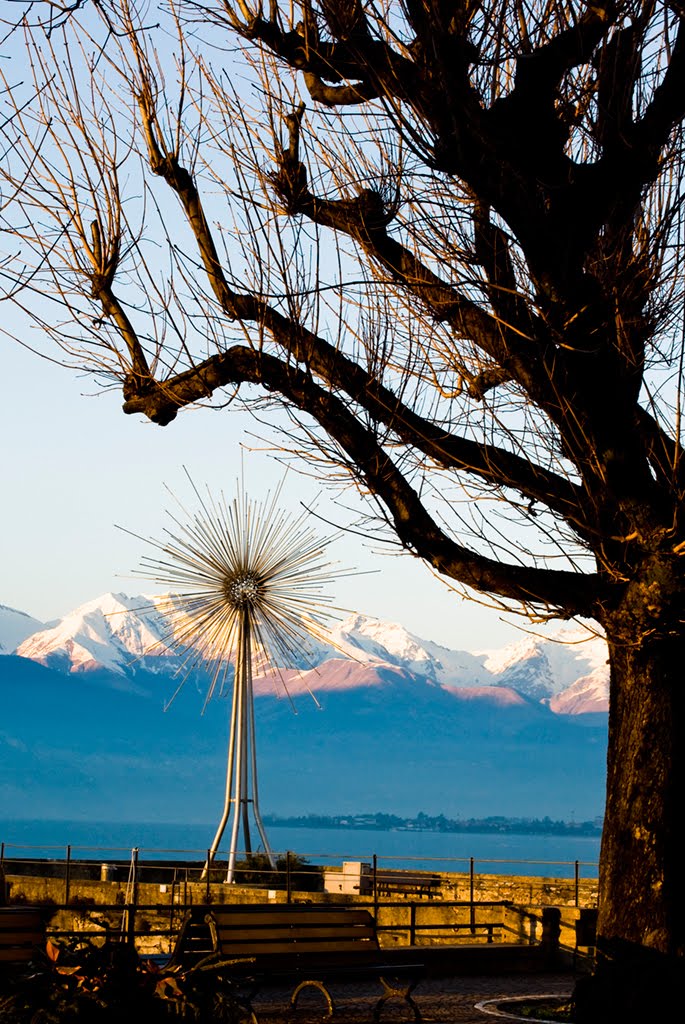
[0,908,45,966]
[0,931,45,944]
[210,909,372,926]
[204,906,380,960]
[211,938,378,955]
[0,911,44,932]
[213,925,377,943]
[0,948,40,963]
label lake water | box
[0,819,599,879]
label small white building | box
[323,860,372,895]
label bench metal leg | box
[373,976,422,1023]
[291,978,336,1017]
[211,990,260,1024]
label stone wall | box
[2,860,597,957]
[3,864,598,911]
[440,869,598,908]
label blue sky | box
[1,326,532,650]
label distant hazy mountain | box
[0,592,609,824]
[11,591,609,714]
[0,604,45,654]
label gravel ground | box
[247,972,575,1023]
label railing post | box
[206,850,211,902]
[126,903,136,948]
[574,860,580,907]
[372,854,378,917]
[64,845,71,905]
[541,907,561,967]
[286,850,292,904]
[469,857,476,934]
[409,902,417,945]
[126,848,139,949]
[0,842,4,867]
[132,848,139,908]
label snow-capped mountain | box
[479,631,609,710]
[6,591,609,714]
[331,613,493,687]
[549,673,611,715]
[0,604,45,654]
[15,592,177,677]
[1,593,609,822]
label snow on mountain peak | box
[331,613,431,668]
[5,592,610,715]
[15,591,175,675]
[478,628,608,701]
[549,673,609,714]
[331,613,492,687]
[0,604,46,654]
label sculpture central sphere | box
[225,571,262,607]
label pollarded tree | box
[3,1,685,1011]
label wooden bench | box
[171,904,423,1021]
[0,907,46,971]
[375,871,442,899]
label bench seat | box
[170,904,423,1021]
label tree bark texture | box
[601,622,685,956]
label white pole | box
[247,630,276,868]
[201,656,240,880]
[226,609,248,882]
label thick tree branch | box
[130,89,610,536]
[270,133,560,402]
[128,93,587,522]
[302,70,380,106]
[121,344,604,615]
[137,89,241,317]
[217,2,416,104]
[632,15,685,158]
[88,219,151,387]
[509,3,616,98]
[473,202,537,340]
[636,405,685,494]
[120,315,586,527]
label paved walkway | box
[249,971,575,1022]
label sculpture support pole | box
[247,629,276,868]
[226,609,249,883]
[201,605,276,884]
[240,630,252,853]
[201,645,241,880]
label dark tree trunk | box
[601,631,685,953]
[575,582,685,1021]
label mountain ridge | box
[3,591,610,715]
[0,592,609,822]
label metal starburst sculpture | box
[132,472,340,882]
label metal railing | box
[28,898,511,955]
[1,840,598,910]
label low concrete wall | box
[2,863,596,957]
[3,868,597,912]
[440,869,598,908]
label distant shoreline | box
[262,813,603,838]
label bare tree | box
[3,1,685,1011]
